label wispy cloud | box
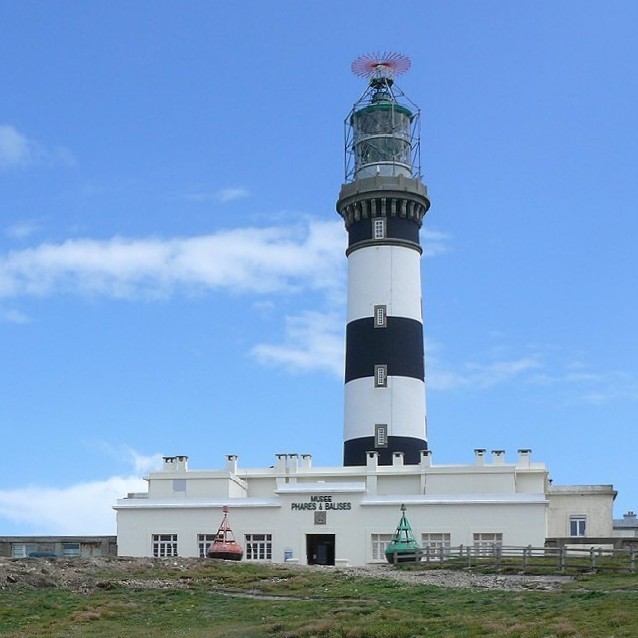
[428,354,542,391]
[422,228,451,257]
[182,187,250,203]
[427,340,638,405]
[216,187,249,203]
[252,310,344,377]
[0,220,345,301]
[0,307,31,324]
[0,449,163,535]
[0,125,35,168]
[4,220,42,240]
[529,369,638,404]
[0,125,75,170]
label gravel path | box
[328,563,571,591]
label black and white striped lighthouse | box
[337,53,430,466]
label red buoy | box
[206,505,243,561]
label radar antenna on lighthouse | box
[351,51,411,80]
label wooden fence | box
[388,544,638,574]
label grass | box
[1,560,637,637]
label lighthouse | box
[336,53,431,466]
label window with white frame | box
[570,516,587,537]
[197,534,216,558]
[375,424,388,448]
[373,218,386,240]
[374,364,387,387]
[421,533,451,557]
[152,534,178,558]
[473,532,502,556]
[374,305,387,328]
[371,533,393,561]
[245,534,272,561]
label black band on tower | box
[345,316,424,383]
[343,436,428,466]
[347,216,421,247]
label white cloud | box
[422,228,451,257]
[183,187,250,203]
[0,125,75,170]
[130,450,164,475]
[216,187,249,203]
[252,310,344,377]
[4,221,42,240]
[0,125,35,168]
[0,448,163,535]
[426,340,638,405]
[0,220,345,301]
[428,356,542,391]
[0,307,31,324]
[0,476,146,535]
[529,369,638,405]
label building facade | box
[116,451,550,564]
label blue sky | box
[1,1,636,535]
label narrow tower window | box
[374,364,388,387]
[375,424,388,448]
[372,218,386,239]
[374,305,387,328]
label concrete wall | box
[0,536,117,558]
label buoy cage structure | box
[206,505,244,561]
[385,504,420,564]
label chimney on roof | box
[491,450,505,465]
[226,455,238,474]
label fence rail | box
[389,544,638,574]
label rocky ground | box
[338,563,571,591]
[0,556,571,595]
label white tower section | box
[336,53,430,466]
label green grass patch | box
[1,560,637,637]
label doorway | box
[306,534,335,565]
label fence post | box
[560,546,566,573]
[589,546,596,571]
[494,544,501,571]
[630,549,636,573]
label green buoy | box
[385,504,420,564]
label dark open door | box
[306,534,335,565]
